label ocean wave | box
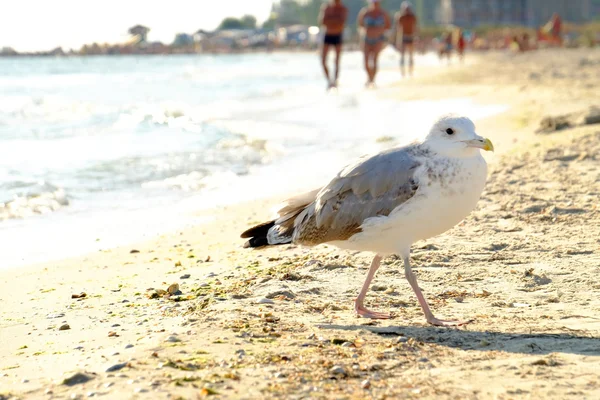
[0,186,68,221]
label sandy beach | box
[2,48,600,399]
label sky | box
[0,0,274,52]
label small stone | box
[274,372,287,378]
[418,357,429,362]
[341,342,354,347]
[205,272,217,278]
[395,336,408,344]
[71,293,87,299]
[134,388,148,393]
[235,349,246,356]
[167,283,180,295]
[180,274,191,279]
[105,362,128,372]
[108,331,118,337]
[121,299,130,303]
[256,298,274,304]
[130,249,140,254]
[86,391,96,397]
[125,344,134,349]
[45,389,53,395]
[62,372,95,386]
[330,365,346,375]
[21,378,29,383]
[104,382,114,388]
[47,313,65,319]
[165,335,181,343]
[59,324,71,331]
[361,379,371,389]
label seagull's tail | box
[240,188,320,248]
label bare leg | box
[333,44,342,86]
[355,255,391,319]
[363,49,373,85]
[403,255,472,326]
[400,45,406,76]
[321,43,331,87]
[371,44,382,84]
[407,44,414,76]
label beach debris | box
[59,324,71,331]
[129,249,140,254]
[583,106,600,125]
[71,292,87,299]
[105,362,129,373]
[256,298,274,305]
[266,290,295,300]
[62,372,95,386]
[180,274,191,279]
[165,335,181,343]
[167,283,180,295]
[330,365,346,376]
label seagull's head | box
[424,114,494,157]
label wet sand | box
[1,48,600,399]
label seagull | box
[241,114,494,326]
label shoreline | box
[1,48,600,399]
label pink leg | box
[403,256,472,327]
[354,255,391,319]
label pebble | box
[74,346,84,351]
[418,357,429,363]
[63,372,95,386]
[199,283,209,288]
[167,283,180,295]
[235,349,246,356]
[45,389,53,395]
[205,272,217,278]
[341,342,354,347]
[274,372,287,378]
[395,336,408,344]
[134,388,148,393]
[180,274,191,279]
[86,392,96,397]
[361,379,371,389]
[330,365,346,375]
[125,344,134,349]
[105,362,128,372]
[165,335,181,343]
[47,313,65,319]
[104,382,114,388]
[256,298,274,304]
[21,378,29,383]
[121,299,130,303]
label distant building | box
[413,0,598,26]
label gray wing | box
[293,145,421,245]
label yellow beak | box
[466,137,494,152]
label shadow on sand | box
[317,324,600,356]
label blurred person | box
[394,1,418,76]
[319,0,348,89]
[358,0,391,87]
[438,32,452,64]
[456,28,466,62]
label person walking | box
[319,0,348,89]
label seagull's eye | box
[445,128,455,135]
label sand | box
[1,48,600,400]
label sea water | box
[0,49,506,268]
